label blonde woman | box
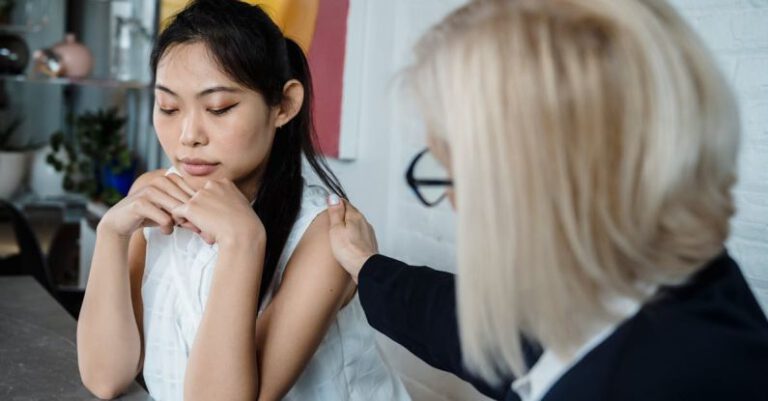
[326,0,768,400]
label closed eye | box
[208,103,239,116]
[158,108,178,116]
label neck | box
[236,165,266,203]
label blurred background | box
[0,0,766,400]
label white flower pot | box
[0,151,28,199]
[29,145,67,198]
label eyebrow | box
[154,84,242,98]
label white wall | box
[668,0,768,314]
[325,1,768,400]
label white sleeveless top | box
[141,170,411,401]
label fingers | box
[344,200,365,225]
[200,231,215,245]
[163,177,256,245]
[121,173,203,237]
[170,201,204,230]
[170,202,190,223]
[140,186,187,220]
[165,173,197,197]
[180,221,201,234]
[157,175,195,203]
[326,194,346,229]
[343,202,379,253]
[169,203,203,237]
[132,199,175,234]
[326,196,368,228]
[138,175,201,226]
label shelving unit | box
[2,0,163,169]
[1,0,161,290]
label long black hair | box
[151,0,346,306]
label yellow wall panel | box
[159,0,318,52]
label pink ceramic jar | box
[35,33,94,79]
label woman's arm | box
[183,230,264,401]
[183,211,354,401]
[252,211,356,401]
[77,170,195,399]
[76,226,146,399]
[358,255,514,399]
[175,179,264,401]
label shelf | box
[0,0,54,34]
[11,192,89,225]
[0,74,150,89]
[0,23,46,34]
[0,0,136,32]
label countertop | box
[0,276,150,400]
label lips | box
[179,158,220,176]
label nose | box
[179,111,208,147]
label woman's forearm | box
[77,228,143,399]
[184,235,264,401]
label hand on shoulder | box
[325,196,378,284]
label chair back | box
[0,199,54,295]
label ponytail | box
[252,38,346,304]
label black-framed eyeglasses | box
[405,148,453,207]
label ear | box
[274,79,304,128]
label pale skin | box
[76,42,355,401]
[326,133,454,283]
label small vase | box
[33,33,93,78]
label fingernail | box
[328,194,340,206]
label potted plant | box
[0,115,46,198]
[46,107,137,207]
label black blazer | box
[358,252,768,401]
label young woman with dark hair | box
[76,1,410,400]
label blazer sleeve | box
[357,254,515,400]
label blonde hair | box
[405,0,740,382]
